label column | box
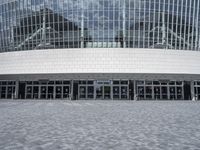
[61,86,63,100]
[167,84,170,100]
[119,85,121,100]
[175,85,177,100]
[111,82,113,100]
[191,81,195,101]
[71,80,74,100]
[53,85,56,99]
[182,82,184,100]
[24,84,27,100]
[144,85,146,100]
[15,81,19,99]
[133,80,137,100]
[94,81,96,100]
[152,85,155,100]
[5,86,8,99]
[39,85,41,99]
[86,85,88,100]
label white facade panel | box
[0,48,200,75]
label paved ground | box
[0,100,200,150]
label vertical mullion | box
[175,0,179,50]
[3,3,6,51]
[39,0,41,48]
[108,0,110,47]
[9,2,13,51]
[158,0,161,45]
[170,0,175,50]
[166,0,170,49]
[57,0,60,49]
[26,0,29,50]
[118,0,120,48]
[98,0,100,48]
[138,0,141,48]
[143,0,146,48]
[5,3,7,51]
[195,0,200,50]
[18,0,23,51]
[48,3,50,48]
[128,0,130,48]
[81,0,84,48]
[67,2,69,48]
[62,0,65,48]
[6,2,9,51]
[163,0,166,48]
[103,0,105,47]
[113,0,115,47]
[133,0,135,48]
[148,0,151,48]
[93,1,95,48]
[34,0,37,50]
[14,1,17,51]
[0,12,1,51]
[77,0,79,48]
[86,0,88,48]
[187,0,192,50]
[30,0,33,50]
[23,0,26,51]
[191,1,196,50]
[179,0,184,50]
[43,1,45,48]
[123,0,126,48]
[0,5,2,51]
[152,0,156,48]
[72,2,74,48]
[183,0,188,50]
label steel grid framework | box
[0,0,200,52]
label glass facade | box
[0,79,191,100]
[0,0,200,52]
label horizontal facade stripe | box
[0,48,200,75]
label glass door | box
[154,86,161,100]
[113,86,120,99]
[138,86,144,100]
[26,86,32,99]
[87,86,94,99]
[146,86,152,100]
[177,86,183,100]
[40,86,47,99]
[104,86,111,99]
[121,86,128,99]
[161,86,168,100]
[170,87,176,100]
[96,86,103,99]
[79,86,86,99]
[55,86,62,99]
[33,86,39,99]
[63,86,70,99]
[47,86,54,99]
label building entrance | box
[25,81,71,99]
[78,81,95,99]
[96,85,111,100]
[136,81,184,100]
[78,80,129,100]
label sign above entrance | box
[96,80,112,85]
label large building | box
[0,0,200,100]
